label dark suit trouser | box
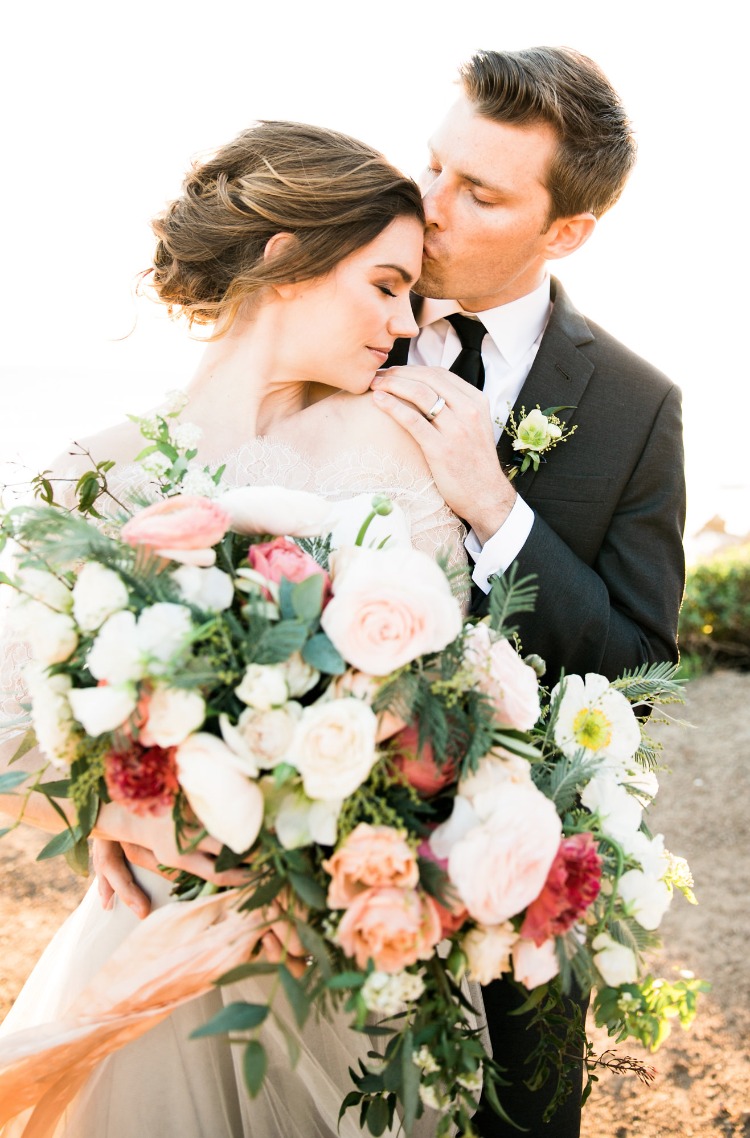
[472,978,588,1137]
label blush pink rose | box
[520,832,603,946]
[336,887,443,972]
[464,625,541,730]
[392,724,457,796]
[323,823,419,908]
[121,496,231,565]
[320,547,463,676]
[248,537,330,602]
[447,781,562,925]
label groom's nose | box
[422,174,449,230]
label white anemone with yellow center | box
[551,673,641,763]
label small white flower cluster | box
[361,970,425,1016]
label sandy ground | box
[1,670,748,1136]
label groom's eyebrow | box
[376,263,415,284]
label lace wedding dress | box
[0,439,473,1138]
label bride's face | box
[280,215,423,391]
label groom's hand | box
[371,366,516,543]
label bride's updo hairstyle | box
[150,120,425,330]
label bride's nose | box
[388,296,419,340]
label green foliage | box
[678,544,750,672]
[593,974,710,1050]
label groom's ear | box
[541,213,597,261]
[263,232,301,299]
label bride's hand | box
[93,839,153,919]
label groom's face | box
[416,96,560,311]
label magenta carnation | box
[520,832,602,946]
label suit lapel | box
[497,278,596,492]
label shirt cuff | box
[464,497,535,593]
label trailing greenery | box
[678,544,750,674]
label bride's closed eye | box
[377,285,397,298]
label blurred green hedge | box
[678,544,750,675]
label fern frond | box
[610,661,685,705]
[486,565,538,636]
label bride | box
[0,121,475,1136]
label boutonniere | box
[502,405,577,480]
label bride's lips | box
[367,346,391,365]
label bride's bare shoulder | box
[299,392,431,473]
[49,420,145,478]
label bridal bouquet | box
[0,401,705,1136]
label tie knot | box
[446,312,487,353]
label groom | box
[372,46,686,1137]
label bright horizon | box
[1,0,747,549]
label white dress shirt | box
[408,276,552,591]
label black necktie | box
[446,313,487,390]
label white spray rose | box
[135,603,193,672]
[235,703,302,769]
[140,686,206,748]
[235,663,289,710]
[17,603,78,666]
[172,564,234,612]
[72,563,129,631]
[278,653,319,698]
[592,932,638,987]
[17,568,72,612]
[289,698,378,800]
[512,937,560,989]
[462,922,518,984]
[68,685,137,736]
[24,664,77,767]
[176,732,264,854]
[617,869,672,930]
[87,611,143,684]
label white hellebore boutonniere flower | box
[503,404,577,480]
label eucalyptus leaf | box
[10,729,38,764]
[290,574,324,622]
[365,1094,390,1136]
[400,1029,420,1133]
[190,1001,269,1038]
[242,1040,268,1097]
[278,964,310,1028]
[215,962,279,984]
[302,633,345,675]
[36,828,77,861]
[64,836,90,878]
[288,871,327,911]
[0,770,31,793]
[37,779,72,798]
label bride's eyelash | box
[377,285,397,298]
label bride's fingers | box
[92,839,152,920]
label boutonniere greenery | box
[503,404,577,480]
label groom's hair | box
[460,47,637,224]
[149,121,424,330]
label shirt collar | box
[418,275,552,365]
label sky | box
[1,0,746,544]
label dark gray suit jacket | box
[391,277,686,685]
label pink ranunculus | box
[323,823,419,908]
[336,887,442,972]
[104,742,179,816]
[447,781,562,925]
[520,832,603,946]
[248,537,330,602]
[512,936,560,989]
[120,496,231,563]
[464,624,541,731]
[320,547,463,677]
[392,724,457,796]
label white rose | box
[18,604,78,665]
[68,685,137,736]
[580,774,643,844]
[592,932,638,987]
[176,732,264,854]
[462,922,518,984]
[463,625,541,731]
[172,564,234,612]
[72,563,129,631]
[87,611,143,684]
[274,789,342,849]
[320,546,463,676]
[447,782,562,925]
[136,603,193,672]
[17,568,72,612]
[235,703,302,769]
[25,664,77,767]
[235,663,289,709]
[458,749,532,815]
[140,686,206,748]
[219,485,335,537]
[617,869,672,930]
[512,937,560,989]
[278,653,319,698]
[428,795,480,861]
[289,698,378,800]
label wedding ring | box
[426,395,446,420]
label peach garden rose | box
[323,823,419,908]
[336,886,443,972]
